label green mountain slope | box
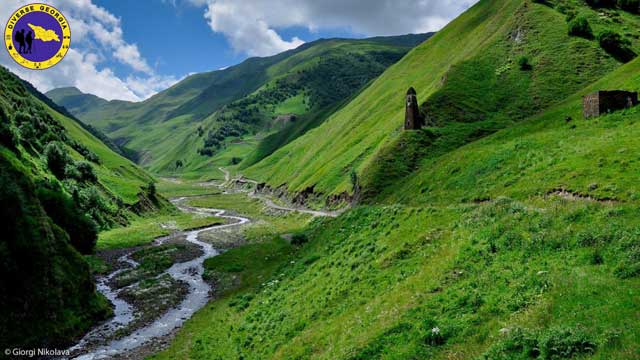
[245,0,639,203]
[154,48,640,360]
[47,35,432,175]
[0,64,169,350]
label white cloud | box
[0,0,176,101]
[195,0,477,57]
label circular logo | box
[4,3,71,70]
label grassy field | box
[186,192,314,243]
[156,178,223,198]
[153,198,640,359]
[97,212,224,250]
[387,55,640,205]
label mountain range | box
[3,0,640,358]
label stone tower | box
[404,87,423,130]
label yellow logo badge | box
[4,3,71,70]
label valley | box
[2,0,640,359]
[68,174,319,359]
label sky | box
[0,0,477,102]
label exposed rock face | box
[404,87,424,130]
[583,90,638,118]
[273,114,298,129]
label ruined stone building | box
[404,87,424,130]
[583,90,638,119]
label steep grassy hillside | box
[0,65,166,350]
[152,51,640,360]
[387,56,640,205]
[245,0,639,202]
[47,35,431,176]
[151,38,421,176]
[1,67,163,225]
[0,151,111,351]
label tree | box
[0,107,18,151]
[618,0,640,13]
[517,56,532,71]
[44,142,72,179]
[568,16,593,38]
[37,186,98,254]
[598,30,636,62]
[147,182,157,197]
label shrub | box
[586,0,617,7]
[44,142,72,179]
[37,186,98,254]
[65,161,98,183]
[0,118,19,151]
[538,327,597,359]
[291,233,309,246]
[517,56,532,70]
[147,182,157,197]
[618,0,640,12]
[568,16,593,38]
[230,157,242,165]
[481,326,596,359]
[598,30,636,62]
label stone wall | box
[583,90,638,118]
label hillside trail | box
[68,198,250,360]
[218,167,343,218]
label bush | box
[147,182,157,197]
[517,56,532,71]
[586,0,617,7]
[481,326,596,360]
[37,186,98,254]
[0,119,19,151]
[618,0,640,12]
[291,233,309,246]
[568,16,593,38]
[65,161,97,183]
[598,30,636,62]
[44,142,72,179]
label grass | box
[186,192,313,243]
[46,101,153,204]
[153,199,640,359]
[156,178,222,198]
[150,3,640,359]
[245,0,640,199]
[48,36,425,179]
[97,212,224,250]
[386,56,640,205]
[274,93,307,115]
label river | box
[67,198,250,359]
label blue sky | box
[0,0,476,101]
[92,0,359,80]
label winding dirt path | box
[218,167,342,218]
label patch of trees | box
[199,122,247,156]
[598,30,636,62]
[585,0,639,11]
[44,142,98,182]
[563,6,636,63]
[0,67,123,231]
[37,184,98,254]
[197,49,405,157]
